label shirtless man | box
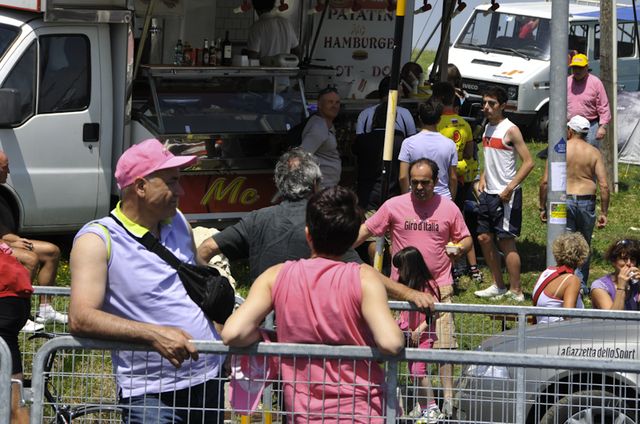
[539,115,609,291]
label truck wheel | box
[539,390,636,424]
[534,108,549,142]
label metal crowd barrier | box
[28,335,640,424]
[18,288,640,423]
[0,338,13,424]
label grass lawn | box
[455,141,640,308]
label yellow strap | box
[89,223,111,261]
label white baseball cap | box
[567,115,591,134]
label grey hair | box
[274,148,322,201]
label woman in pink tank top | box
[222,187,404,423]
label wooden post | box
[599,0,617,192]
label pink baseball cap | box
[115,139,197,189]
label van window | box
[38,35,90,113]
[568,24,588,55]
[0,41,36,123]
[594,23,636,59]
[0,24,19,59]
[455,11,550,60]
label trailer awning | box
[574,6,640,21]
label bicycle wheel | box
[53,405,122,424]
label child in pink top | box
[393,247,442,421]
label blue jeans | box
[119,379,224,424]
[586,120,600,148]
[566,197,596,292]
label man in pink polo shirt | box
[567,53,611,148]
[354,158,472,417]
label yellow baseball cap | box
[569,53,588,67]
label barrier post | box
[385,358,398,423]
[0,338,13,424]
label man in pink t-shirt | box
[354,158,471,416]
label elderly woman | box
[532,233,589,324]
[591,238,640,311]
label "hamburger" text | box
[323,36,394,49]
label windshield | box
[0,24,19,59]
[455,10,551,60]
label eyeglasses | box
[616,239,633,247]
[318,85,339,98]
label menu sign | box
[312,0,398,99]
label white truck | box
[448,1,640,138]
[0,0,412,234]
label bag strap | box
[109,213,183,271]
[532,265,574,306]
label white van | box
[0,0,412,234]
[448,2,640,137]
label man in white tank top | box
[474,87,534,302]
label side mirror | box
[0,88,21,127]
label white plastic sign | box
[0,0,42,12]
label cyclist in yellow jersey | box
[433,82,483,282]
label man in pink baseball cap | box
[114,138,197,189]
[69,139,227,423]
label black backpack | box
[286,113,314,147]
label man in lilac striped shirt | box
[567,53,611,148]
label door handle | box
[83,123,100,142]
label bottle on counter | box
[183,41,193,66]
[203,39,210,65]
[209,40,217,65]
[215,38,223,65]
[174,39,183,65]
[222,31,232,66]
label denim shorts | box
[119,378,224,424]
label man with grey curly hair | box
[198,148,358,283]
[274,148,322,201]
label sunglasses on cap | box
[318,85,339,97]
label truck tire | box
[539,390,637,424]
[534,107,549,142]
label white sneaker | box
[406,403,422,418]
[441,398,454,418]
[474,284,507,298]
[417,405,443,423]
[35,304,68,324]
[497,290,526,302]
[21,319,44,333]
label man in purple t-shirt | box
[398,99,458,200]
[354,158,471,417]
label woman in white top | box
[532,233,589,324]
